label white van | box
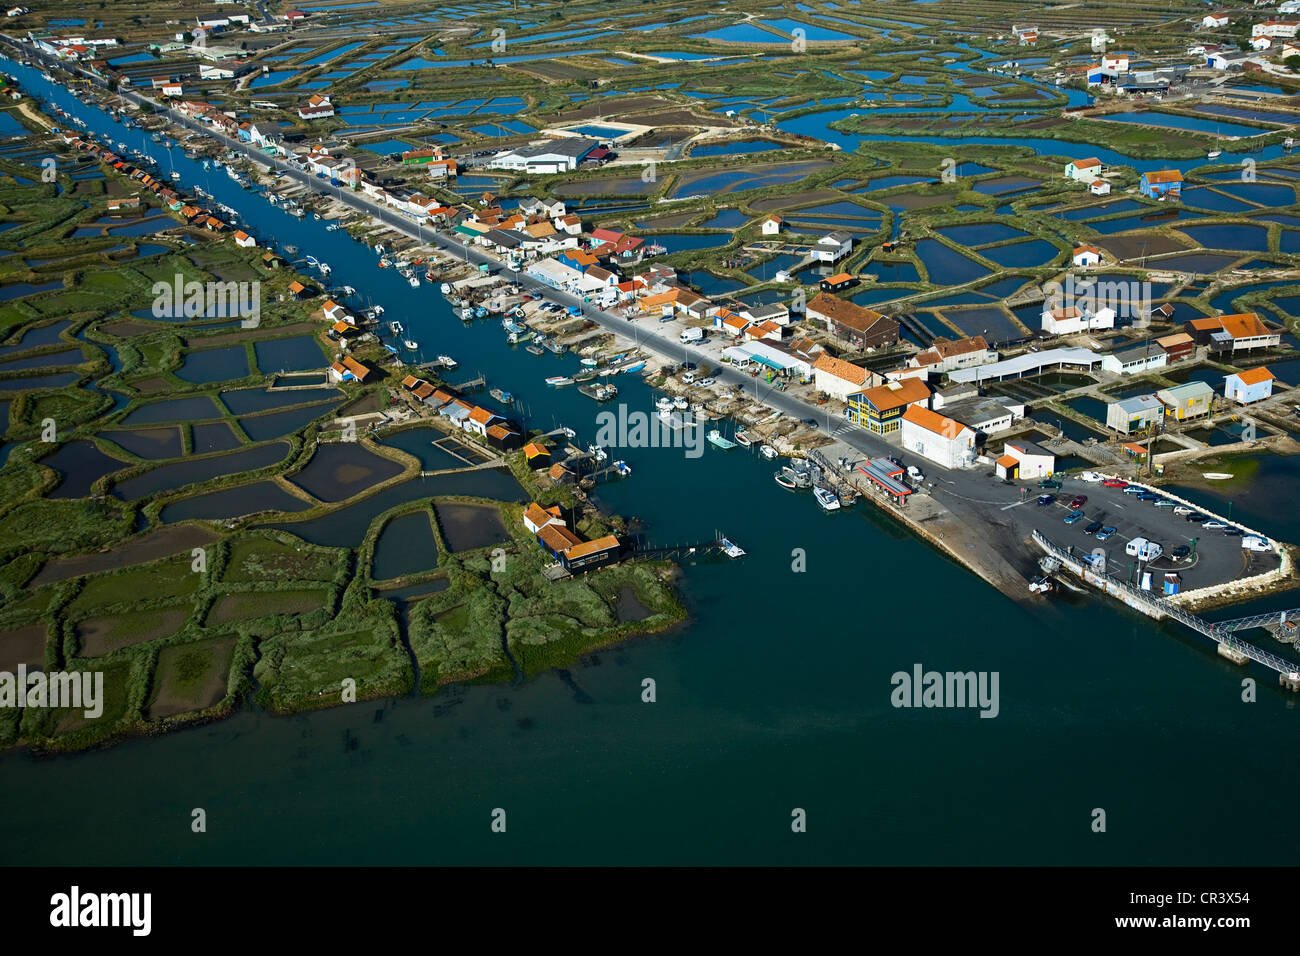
[679,327,704,344]
[1125,537,1162,561]
[1242,535,1273,553]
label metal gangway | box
[1032,531,1300,683]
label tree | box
[1286,55,1300,70]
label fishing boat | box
[619,360,646,374]
[403,339,419,350]
[489,388,513,405]
[672,395,688,410]
[437,355,457,369]
[1028,576,1055,594]
[734,429,753,447]
[813,486,841,511]
[656,396,674,411]
[306,255,320,269]
[587,444,608,462]
[760,444,777,460]
[707,429,737,450]
[579,382,618,402]
[371,305,385,316]
[408,275,420,288]
[574,369,597,383]
[525,344,545,356]
[319,263,331,277]
[720,537,746,559]
[459,306,473,320]
[545,375,574,387]
[388,321,403,336]
[440,282,452,295]
[507,330,533,344]
[774,471,798,489]
[425,270,436,282]
[613,460,631,477]
[580,357,600,368]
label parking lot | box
[951,471,1281,591]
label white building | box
[901,405,976,470]
[1253,19,1300,36]
[1252,35,1274,50]
[1106,394,1163,433]
[1089,180,1111,196]
[812,353,874,400]
[813,231,852,263]
[1072,244,1102,267]
[1065,157,1104,182]
[1042,305,1115,335]
[1202,14,1230,28]
[761,216,782,235]
[995,440,1054,480]
[489,138,597,174]
[1102,344,1168,375]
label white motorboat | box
[813,486,841,511]
[437,355,457,369]
[440,282,452,295]
[408,275,420,288]
[720,537,746,558]
[734,428,753,447]
[403,339,419,350]
[760,444,777,459]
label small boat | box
[425,271,436,282]
[588,444,608,462]
[774,471,798,489]
[813,486,841,511]
[619,360,646,374]
[440,282,452,295]
[403,339,419,350]
[614,460,631,476]
[580,357,600,368]
[1286,137,1296,150]
[720,538,746,559]
[574,370,597,383]
[319,263,331,277]
[1028,576,1055,594]
[760,444,777,460]
[1207,149,1222,160]
[546,375,574,387]
[734,429,753,447]
[408,276,420,288]
[306,255,320,269]
[507,330,533,344]
[707,429,737,450]
[371,305,385,316]
[526,344,544,356]
[170,171,180,181]
[672,396,688,410]
[389,321,403,335]
[489,388,513,405]
[656,397,674,411]
[1202,472,1234,480]
[437,355,457,369]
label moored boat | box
[813,486,841,511]
[707,429,737,450]
[734,429,753,447]
[760,444,777,460]
[545,375,574,387]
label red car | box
[1102,478,1127,488]
[1069,495,1088,509]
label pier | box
[1033,531,1300,688]
[630,535,736,561]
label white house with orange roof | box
[1072,244,1102,267]
[900,405,977,470]
[233,229,256,248]
[761,215,782,235]
[813,352,877,400]
[1224,366,1276,404]
[1065,157,1104,182]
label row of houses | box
[522,502,621,573]
[394,377,526,451]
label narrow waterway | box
[2,55,1297,866]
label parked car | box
[1103,478,1127,488]
[1153,499,1178,508]
[1083,521,1103,535]
[1171,545,1191,560]
[1137,492,1163,502]
[1095,526,1117,541]
[1223,528,1243,537]
[1079,471,1103,483]
[1184,512,1207,523]
[1173,506,1194,516]
[1036,494,1055,506]
[1202,519,1227,530]
[1242,536,1273,553]
[1122,486,1145,495]
[1064,511,1085,525]
[1069,495,1088,509]
[1038,479,1062,489]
